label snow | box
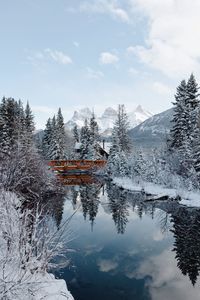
[65,105,152,136]
[0,190,74,300]
[75,142,81,150]
[113,177,200,207]
[29,272,74,300]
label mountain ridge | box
[65,105,153,137]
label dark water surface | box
[54,178,200,300]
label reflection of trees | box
[156,210,171,234]
[44,194,65,229]
[171,208,200,285]
[72,188,79,209]
[106,183,129,234]
[79,184,101,229]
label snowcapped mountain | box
[128,108,173,148]
[65,105,152,136]
[128,105,152,128]
[66,108,93,130]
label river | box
[52,176,200,300]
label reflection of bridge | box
[57,174,103,185]
[48,160,107,173]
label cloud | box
[97,258,118,272]
[80,0,130,23]
[133,249,200,300]
[99,52,119,64]
[31,105,55,114]
[28,49,73,66]
[129,0,200,78]
[128,67,139,75]
[126,46,136,55]
[86,67,104,79]
[152,81,172,96]
[44,48,72,65]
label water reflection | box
[171,207,200,286]
[53,179,200,299]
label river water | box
[53,177,200,300]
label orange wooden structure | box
[57,174,101,185]
[48,160,107,173]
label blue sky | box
[1,0,200,128]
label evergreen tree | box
[25,102,35,136]
[42,118,53,159]
[56,108,66,159]
[168,80,189,150]
[42,108,66,160]
[79,119,91,159]
[88,113,100,159]
[108,104,131,176]
[113,104,130,153]
[16,99,26,141]
[133,149,146,179]
[48,115,60,160]
[186,73,200,143]
[0,98,21,155]
[73,124,79,143]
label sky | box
[1,0,200,128]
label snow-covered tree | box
[73,124,79,143]
[79,119,91,159]
[112,104,130,153]
[186,73,200,143]
[47,115,60,160]
[42,118,53,159]
[168,80,189,150]
[56,108,66,159]
[107,104,131,176]
[42,108,66,160]
[25,101,35,136]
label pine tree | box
[73,124,79,143]
[108,104,131,176]
[88,113,100,159]
[168,80,189,150]
[0,98,20,155]
[56,108,66,159]
[48,115,60,160]
[186,73,200,143]
[42,118,53,159]
[25,102,35,135]
[113,104,130,153]
[133,149,146,179]
[79,119,91,159]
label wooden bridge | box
[57,174,103,185]
[48,160,107,173]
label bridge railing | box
[48,160,107,170]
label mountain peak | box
[66,105,152,136]
[102,107,117,118]
[135,105,144,113]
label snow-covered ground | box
[0,190,74,300]
[113,177,200,208]
[26,272,74,300]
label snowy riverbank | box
[26,272,74,300]
[112,177,200,208]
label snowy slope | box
[128,105,152,128]
[129,108,174,148]
[65,106,152,136]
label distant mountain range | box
[35,106,174,149]
[65,105,153,137]
[128,108,173,148]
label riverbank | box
[112,177,200,207]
